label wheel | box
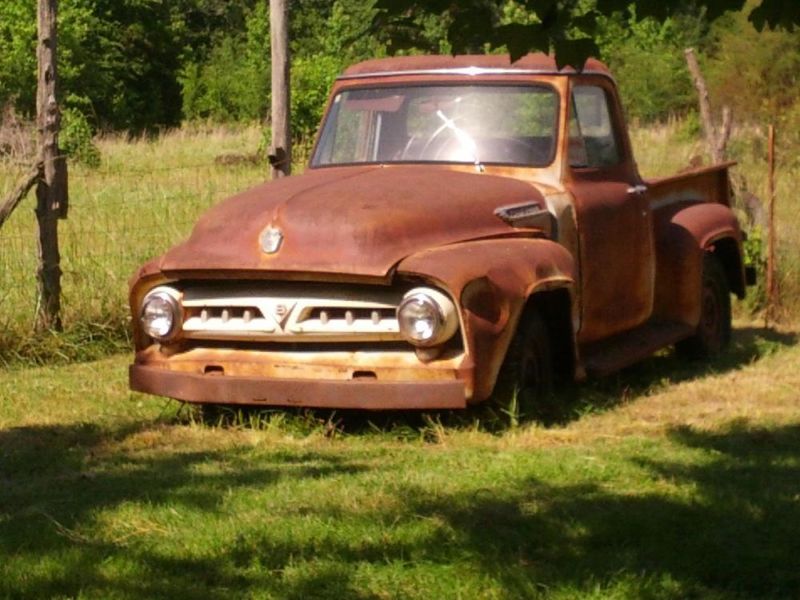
[493,308,554,417]
[677,253,731,359]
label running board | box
[581,321,695,377]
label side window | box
[568,85,621,169]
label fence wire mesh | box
[1,159,265,340]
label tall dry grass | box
[631,118,799,321]
[0,124,266,362]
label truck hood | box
[158,165,545,279]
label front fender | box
[397,238,577,402]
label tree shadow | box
[289,422,798,598]
[0,421,374,599]
[2,417,799,597]
[227,325,797,434]
[117,422,800,598]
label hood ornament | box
[260,225,284,254]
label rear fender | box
[654,202,745,325]
[397,238,577,402]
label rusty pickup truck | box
[129,53,752,410]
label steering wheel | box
[419,117,466,160]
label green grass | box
[0,124,267,364]
[1,326,799,599]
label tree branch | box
[0,162,42,229]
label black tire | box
[677,253,732,359]
[493,308,554,415]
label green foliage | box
[178,0,384,127]
[706,8,800,124]
[180,38,266,123]
[741,226,767,314]
[0,0,263,131]
[374,0,799,67]
[595,7,706,122]
[60,107,101,168]
[290,55,342,143]
[2,0,800,133]
[0,0,37,114]
[180,2,270,123]
[675,110,702,142]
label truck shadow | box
[248,325,796,434]
[517,324,798,427]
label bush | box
[60,107,101,168]
[290,55,342,143]
[180,3,270,123]
[596,8,706,122]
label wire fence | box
[0,159,266,343]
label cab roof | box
[340,53,611,79]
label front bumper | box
[130,364,467,410]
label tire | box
[677,253,732,359]
[493,308,554,416]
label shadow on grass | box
[382,422,800,598]
[1,416,799,597]
[216,423,800,598]
[201,325,797,435]
[521,325,798,427]
[0,421,374,599]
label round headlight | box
[140,287,182,342]
[397,287,458,347]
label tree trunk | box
[269,0,291,178]
[684,48,731,164]
[36,0,67,332]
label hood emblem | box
[260,226,284,254]
[262,300,295,328]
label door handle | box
[627,184,648,196]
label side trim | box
[337,68,614,81]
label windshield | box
[312,84,559,168]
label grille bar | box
[179,284,403,342]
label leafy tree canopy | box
[372,0,799,68]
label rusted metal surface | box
[340,54,612,79]
[130,365,467,409]
[583,321,694,376]
[766,124,778,325]
[128,53,749,410]
[397,238,576,401]
[647,162,736,207]
[156,166,544,278]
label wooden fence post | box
[35,0,67,332]
[269,0,291,178]
[765,124,778,326]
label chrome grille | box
[179,284,403,342]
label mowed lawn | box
[1,324,799,599]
